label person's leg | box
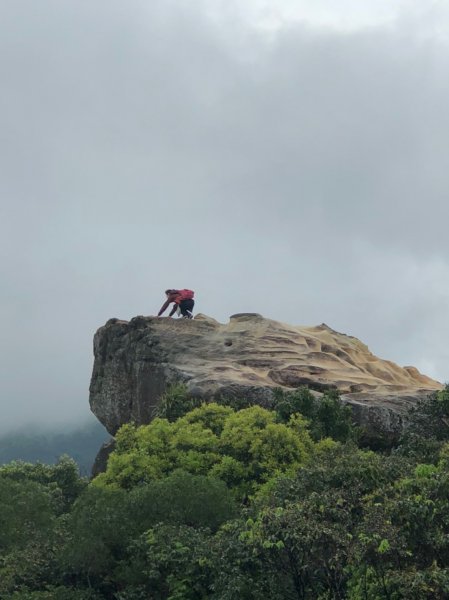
[183,299,194,318]
[180,299,194,318]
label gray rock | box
[91,438,116,477]
[89,314,442,441]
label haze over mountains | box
[0,420,109,474]
[2,1,449,440]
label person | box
[157,289,195,319]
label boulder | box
[89,313,441,443]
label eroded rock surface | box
[89,313,442,438]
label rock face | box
[89,313,442,440]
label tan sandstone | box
[89,312,442,442]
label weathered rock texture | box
[89,313,442,439]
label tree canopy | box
[2,386,449,599]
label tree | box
[274,387,358,443]
[0,478,55,552]
[405,385,449,442]
[94,404,315,499]
[398,385,449,463]
[239,491,354,599]
[7,587,100,600]
[152,383,202,422]
[129,470,237,531]
[347,449,449,599]
[115,524,213,600]
[59,485,133,585]
[0,476,62,597]
[0,456,87,513]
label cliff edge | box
[89,313,441,440]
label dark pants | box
[179,299,194,317]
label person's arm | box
[168,304,178,317]
[158,299,170,316]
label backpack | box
[178,289,194,300]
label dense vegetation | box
[2,385,449,599]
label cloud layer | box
[1,1,449,432]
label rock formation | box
[89,313,442,443]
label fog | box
[1,1,448,433]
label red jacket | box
[158,291,182,316]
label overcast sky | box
[1,0,449,434]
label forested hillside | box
[2,385,449,599]
[0,421,109,475]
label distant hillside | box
[0,420,110,475]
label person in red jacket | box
[158,289,195,319]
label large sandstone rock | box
[89,313,442,442]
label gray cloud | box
[1,1,449,433]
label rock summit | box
[89,313,442,440]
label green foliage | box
[95,403,314,498]
[0,537,62,598]
[115,524,213,600]
[7,588,100,600]
[0,456,87,512]
[271,442,411,510]
[273,386,316,422]
[347,564,449,600]
[397,386,449,463]
[5,390,449,599]
[0,472,68,597]
[60,486,133,578]
[274,387,358,443]
[156,384,359,445]
[56,470,236,597]
[238,491,354,599]
[209,519,280,600]
[177,402,234,436]
[344,447,449,598]
[128,470,237,531]
[404,385,449,441]
[0,478,55,552]
[153,383,202,422]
